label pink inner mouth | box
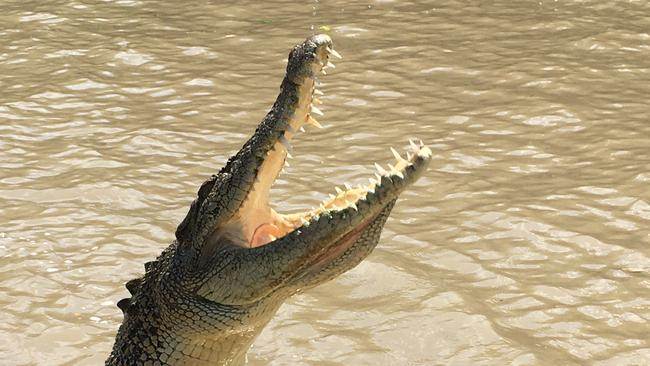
[250,223,284,248]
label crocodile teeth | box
[311,105,324,116]
[390,147,407,163]
[279,135,292,152]
[313,97,322,105]
[286,151,293,159]
[406,151,413,160]
[314,89,324,96]
[325,61,335,69]
[344,182,352,190]
[284,160,290,168]
[299,126,306,133]
[335,186,343,194]
[388,163,404,179]
[327,46,342,59]
[409,139,419,151]
[307,114,323,128]
[374,162,388,176]
[321,69,327,75]
[348,202,358,211]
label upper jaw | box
[286,34,339,84]
[219,35,341,246]
[214,34,432,250]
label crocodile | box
[106,34,432,366]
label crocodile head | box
[107,34,431,365]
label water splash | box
[310,0,319,34]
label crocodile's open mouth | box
[227,36,432,250]
[241,139,431,249]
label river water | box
[1,1,649,365]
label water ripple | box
[1,0,649,365]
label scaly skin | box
[106,34,432,366]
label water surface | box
[1,1,649,365]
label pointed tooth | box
[374,163,388,176]
[279,135,292,152]
[311,105,324,116]
[388,163,403,178]
[314,89,324,96]
[320,203,327,210]
[419,139,425,147]
[409,139,418,150]
[299,126,306,133]
[300,217,309,225]
[328,194,336,200]
[268,234,277,241]
[326,61,335,69]
[406,151,413,160]
[390,147,406,163]
[284,160,290,168]
[307,115,323,128]
[286,151,293,159]
[344,182,352,190]
[313,97,322,104]
[321,69,327,75]
[327,46,342,59]
[347,201,358,211]
[375,173,382,181]
[335,186,343,194]
[369,178,377,186]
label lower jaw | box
[299,210,381,275]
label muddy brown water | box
[1,1,650,365]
